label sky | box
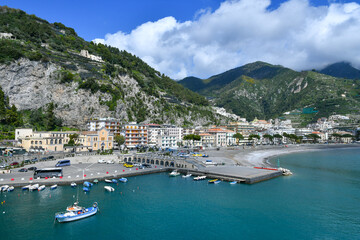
[2,0,360,79]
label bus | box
[34,168,63,178]
[55,159,70,167]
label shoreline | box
[231,143,360,167]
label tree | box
[273,133,283,144]
[306,134,320,143]
[233,133,244,145]
[183,134,201,147]
[68,133,79,146]
[263,134,274,144]
[45,102,56,131]
[331,133,342,143]
[115,135,125,150]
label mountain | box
[179,62,360,124]
[319,62,360,80]
[0,6,224,129]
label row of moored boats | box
[169,170,238,184]
[0,184,58,192]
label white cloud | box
[93,0,360,79]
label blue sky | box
[2,0,360,79]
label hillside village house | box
[15,128,114,152]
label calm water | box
[1,148,360,240]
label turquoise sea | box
[1,147,360,240]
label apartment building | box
[123,122,148,148]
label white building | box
[80,50,104,62]
[156,135,177,148]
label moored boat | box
[230,181,237,185]
[104,179,112,183]
[1,185,9,192]
[22,185,31,190]
[83,187,90,192]
[169,170,180,177]
[93,179,99,184]
[50,184,58,190]
[83,181,93,188]
[208,179,219,184]
[119,177,128,183]
[7,186,14,192]
[193,176,206,181]
[55,201,98,223]
[104,186,115,192]
[71,182,77,188]
[38,185,45,191]
[182,173,192,178]
[111,179,118,183]
[29,184,39,191]
[214,180,221,184]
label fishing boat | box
[169,170,180,177]
[230,181,237,185]
[7,186,14,192]
[22,185,31,190]
[104,186,115,192]
[83,187,90,192]
[111,179,118,183]
[182,173,192,178]
[104,179,112,183]
[1,185,9,192]
[119,177,128,183]
[193,176,206,181]
[55,201,98,223]
[38,185,45,191]
[29,184,39,191]
[50,184,58,190]
[71,182,77,188]
[208,179,219,184]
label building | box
[156,135,177,148]
[80,50,104,62]
[199,133,215,147]
[87,118,122,136]
[123,122,148,148]
[82,128,114,151]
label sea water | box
[1,147,360,240]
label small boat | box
[104,179,112,183]
[71,182,77,188]
[83,187,90,192]
[182,173,192,178]
[50,184,58,190]
[93,179,99,184]
[193,176,206,181]
[29,184,39,191]
[279,168,293,176]
[208,179,219,184]
[55,201,98,223]
[119,178,128,183]
[7,186,14,192]
[1,185,9,192]
[83,181,93,187]
[111,179,118,183]
[104,186,115,192]
[38,185,46,191]
[214,180,221,184]
[230,181,237,185]
[169,170,180,177]
[22,185,31,190]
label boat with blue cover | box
[55,201,98,223]
[112,179,118,183]
[83,181,93,187]
[119,177,128,183]
[83,187,90,192]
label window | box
[94,143,97,147]
[101,137,105,141]
[35,141,38,144]
[31,141,34,144]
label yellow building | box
[83,128,114,151]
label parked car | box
[133,163,141,167]
[48,156,54,159]
[98,159,106,164]
[123,162,134,168]
[10,162,19,166]
[27,167,37,171]
[142,163,152,168]
[18,168,28,172]
[107,160,115,164]
[0,164,8,169]
[24,159,32,164]
[31,158,38,162]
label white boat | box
[55,202,98,223]
[71,182,77,187]
[22,185,31,190]
[193,176,206,181]
[169,170,180,177]
[279,168,293,176]
[38,185,45,191]
[1,185,9,192]
[7,186,14,192]
[104,179,112,183]
[182,173,192,178]
[230,181,237,185]
[29,184,39,191]
[119,178,128,183]
[104,186,115,192]
[50,184,58,190]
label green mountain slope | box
[319,62,360,80]
[0,6,222,128]
[179,62,360,123]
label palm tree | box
[233,133,244,145]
